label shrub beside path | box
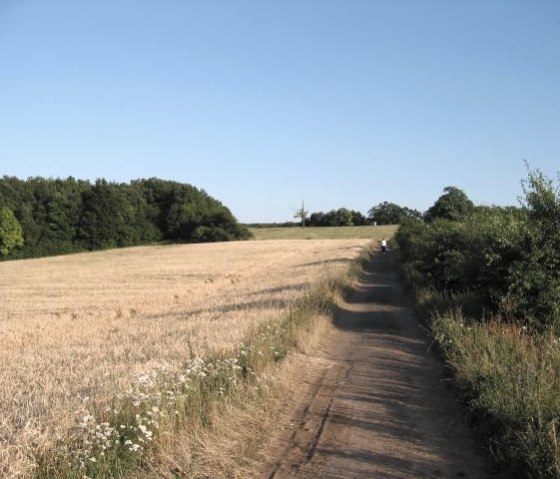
[264,252,500,479]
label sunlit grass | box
[250,224,397,240]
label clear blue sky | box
[1,1,559,222]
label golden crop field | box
[0,238,369,476]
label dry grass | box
[0,239,368,477]
[133,312,337,479]
[250,224,397,240]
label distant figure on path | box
[381,239,387,253]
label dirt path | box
[264,253,498,479]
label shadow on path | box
[270,252,499,479]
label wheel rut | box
[268,359,354,479]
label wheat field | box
[0,238,369,476]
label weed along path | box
[263,253,496,479]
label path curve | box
[265,252,499,479]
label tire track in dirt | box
[264,252,501,479]
[267,359,353,479]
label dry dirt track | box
[265,252,499,479]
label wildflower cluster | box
[73,403,162,477]
[69,317,297,477]
[71,352,263,476]
[124,356,248,416]
[75,413,118,470]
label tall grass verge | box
[32,245,372,479]
[408,286,560,478]
[394,167,560,477]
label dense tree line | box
[395,170,560,331]
[307,208,368,226]
[0,176,251,260]
[298,203,421,228]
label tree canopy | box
[307,208,367,227]
[424,186,474,222]
[0,207,24,255]
[367,202,421,225]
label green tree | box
[424,186,474,222]
[332,208,354,226]
[78,180,138,249]
[0,207,24,255]
[308,211,327,226]
[294,201,308,227]
[351,210,368,225]
[368,202,421,225]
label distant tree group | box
[0,176,251,260]
[367,202,421,225]
[307,208,367,227]
[294,203,421,228]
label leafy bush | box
[503,168,560,330]
[192,226,233,242]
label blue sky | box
[1,1,559,222]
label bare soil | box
[263,252,500,479]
